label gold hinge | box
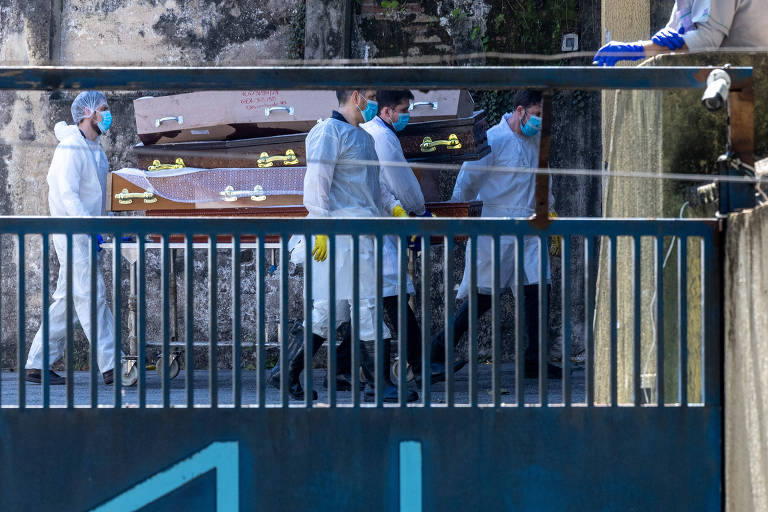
[257,149,299,168]
[115,188,157,205]
[420,134,462,152]
[220,185,267,202]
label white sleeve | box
[303,124,339,218]
[377,133,425,215]
[378,170,402,216]
[451,150,493,202]
[680,0,736,49]
[49,142,90,217]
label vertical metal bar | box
[41,235,50,408]
[0,235,3,407]
[468,234,478,407]
[352,235,361,408]
[374,234,383,407]
[17,234,26,409]
[398,234,408,407]
[514,235,524,407]
[656,236,665,406]
[65,233,74,408]
[256,236,266,408]
[678,237,688,406]
[138,235,147,408]
[162,234,171,407]
[327,234,337,407]
[492,235,501,407]
[609,236,618,407]
[584,236,595,407]
[633,236,642,406]
[184,234,193,408]
[303,233,314,408]
[702,231,722,407]
[113,235,122,408]
[561,235,571,407]
[232,234,242,408]
[444,235,455,407]
[538,235,548,407]
[420,236,431,407]
[279,235,289,407]
[89,234,98,408]
[208,235,218,408]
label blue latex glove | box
[651,28,685,50]
[408,210,435,252]
[592,42,644,66]
[96,234,104,253]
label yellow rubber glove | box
[392,205,408,218]
[312,235,328,262]
[548,212,561,257]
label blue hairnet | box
[71,91,107,124]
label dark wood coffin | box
[398,110,490,163]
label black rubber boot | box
[362,340,418,403]
[268,324,324,400]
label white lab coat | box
[452,113,554,299]
[361,116,426,297]
[26,123,118,372]
[303,116,400,340]
[665,0,768,49]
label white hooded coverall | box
[361,116,426,297]
[664,0,768,49]
[303,115,401,341]
[26,123,117,372]
[452,112,554,299]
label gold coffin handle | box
[420,134,462,153]
[115,188,157,205]
[147,158,185,171]
[220,185,267,202]
[257,149,299,168]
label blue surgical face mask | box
[520,110,541,137]
[97,110,112,134]
[391,112,410,132]
[359,97,378,123]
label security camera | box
[701,68,731,111]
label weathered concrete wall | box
[725,203,768,512]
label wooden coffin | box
[134,110,490,172]
[135,133,308,170]
[134,90,474,145]
[398,110,490,163]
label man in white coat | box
[269,89,418,402]
[430,90,561,381]
[26,91,119,385]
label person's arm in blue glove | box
[96,234,104,253]
[651,27,687,50]
[592,40,671,66]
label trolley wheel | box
[156,355,181,380]
[121,360,138,387]
[391,357,415,382]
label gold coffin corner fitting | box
[220,185,267,202]
[115,188,157,205]
[420,134,462,153]
[257,149,299,168]
[147,158,185,171]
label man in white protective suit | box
[429,90,563,381]
[593,0,768,66]
[25,91,119,386]
[269,89,418,403]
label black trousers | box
[431,284,550,364]
[336,295,422,375]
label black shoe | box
[103,369,114,385]
[25,369,66,385]
[425,360,468,384]
[524,361,563,380]
[268,328,324,401]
